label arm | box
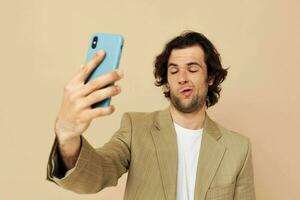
[234,139,256,200]
[46,112,132,194]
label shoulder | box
[122,110,160,123]
[213,120,252,156]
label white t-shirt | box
[174,122,203,200]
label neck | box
[169,104,207,130]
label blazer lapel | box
[150,107,226,200]
[150,107,178,200]
[194,114,226,200]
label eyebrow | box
[167,62,202,68]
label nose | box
[177,70,188,84]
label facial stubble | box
[169,86,208,113]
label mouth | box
[179,87,193,97]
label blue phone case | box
[84,33,124,108]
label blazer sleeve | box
[46,112,132,194]
[234,138,256,200]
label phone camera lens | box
[92,36,98,49]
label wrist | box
[56,134,81,157]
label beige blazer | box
[47,107,256,200]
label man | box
[47,31,256,200]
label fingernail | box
[111,105,115,111]
[115,69,124,78]
[116,85,121,91]
[97,49,105,56]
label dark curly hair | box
[153,31,229,107]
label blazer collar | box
[151,106,226,200]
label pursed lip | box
[179,86,193,93]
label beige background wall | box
[1,0,299,199]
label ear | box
[163,83,170,92]
[208,75,215,86]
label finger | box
[86,105,115,119]
[71,50,106,84]
[81,85,121,108]
[77,69,123,97]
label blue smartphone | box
[84,33,124,108]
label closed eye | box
[188,66,199,72]
[189,69,198,73]
[169,68,179,74]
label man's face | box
[167,45,213,113]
